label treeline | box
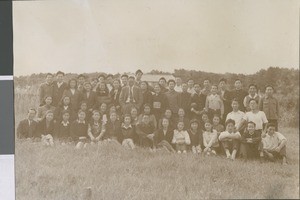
[14,67,299,126]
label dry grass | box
[15,127,299,200]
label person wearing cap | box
[120,74,129,88]
[77,74,86,92]
[119,76,143,114]
[105,74,114,92]
[38,73,54,106]
[17,108,38,139]
[135,69,143,86]
[187,119,203,154]
[52,71,68,106]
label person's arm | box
[275,98,279,118]
[237,118,247,132]
[218,132,228,141]
[87,124,95,140]
[184,131,191,145]
[205,96,209,112]
[171,131,177,144]
[261,111,268,132]
[276,133,287,151]
[252,132,262,143]
[137,88,143,109]
[258,97,263,111]
[118,88,125,108]
[220,97,224,117]
[203,134,208,147]
[207,132,217,147]
[233,132,241,140]
[136,125,147,138]
[152,115,157,129]
[243,96,248,108]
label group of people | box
[17,69,288,164]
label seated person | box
[87,110,105,144]
[174,108,190,130]
[54,110,72,144]
[261,123,288,165]
[219,119,241,160]
[172,121,191,153]
[121,114,137,149]
[37,110,55,146]
[158,109,175,130]
[202,121,219,156]
[103,112,122,143]
[153,118,175,153]
[138,104,157,129]
[239,121,262,160]
[136,114,156,148]
[187,119,203,154]
[71,110,89,149]
[17,108,38,139]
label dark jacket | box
[153,128,174,146]
[81,91,97,110]
[52,81,68,106]
[38,82,54,106]
[70,120,89,141]
[187,129,203,148]
[36,118,55,137]
[231,89,248,112]
[17,119,38,138]
[63,89,82,112]
[54,121,71,139]
[104,120,122,142]
[152,92,168,120]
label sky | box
[13,0,299,76]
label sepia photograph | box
[13,0,299,199]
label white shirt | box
[57,81,64,88]
[243,111,268,130]
[174,85,183,93]
[219,131,241,141]
[126,86,136,103]
[226,110,245,128]
[262,132,286,151]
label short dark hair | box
[168,79,175,85]
[135,69,143,75]
[211,84,218,88]
[247,121,256,127]
[78,74,86,79]
[106,74,113,79]
[98,74,105,79]
[61,110,70,116]
[121,74,128,78]
[249,99,258,104]
[28,108,37,113]
[203,78,210,82]
[265,85,274,90]
[267,123,276,129]
[128,76,135,80]
[225,119,235,126]
[248,84,258,90]
[46,73,53,78]
[232,98,239,104]
[56,71,65,76]
[235,79,242,83]
[219,78,227,84]
[159,77,166,82]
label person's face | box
[266,87,274,96]
[226,123,235,132]
[27,110,36,120]
[154,85,161,93]
[84,84,91,91]
[136,72,143,80]
[159,79,166,86]
[56,74,64,82]
[124,116,131,124]
[194,84,201,93]
[140,82,147,90]
[62,113,70,121]
[46,113,54,121]
[232,101,239,111]
[144,106,151,114]
[45,97,52,105]
[188,80,194,88]
[131,108,137,116]
[70,80,76,88]
[46,75,53,84]
[203,80,210,88]
[176,78,182,85]
[121,77,128,85]
[110,113,117,121]
[168,82,175,90]
[110,106,116,113]
[162,118,169,128]
[98,77,105,83]
[78,112,86,121]
[211,86,218,94]
[165,110,172,118]
[202,114,208,122]
[247,123,255,132]
[234,80,242,89]
[128,78,135,86]
[178,109,185,117]
[142,115,150,124]
[177,122,184,131]
[182,83,188,92]
[78,77,85,84]
[219,81,226,89]
[92,112,100,121]
[204,123,212,131]
[249,100,257,110]
[191,122,198,130]
[113,80,120,89]
[249,86,257,95]
[91,80,98,87]
[213,116,220,125]
[267,126,275,135]
[80,103,87,110]
[100,103,107,112]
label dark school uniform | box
[36,118,55,137]
[54,121,71,141]
[152,92,168,121]
[240,130,262,159]
[187,129,203,150]
[52,81,68,106]
[104,119,122,142]
[17,119,38,139]
[70,120,89,142]
[63,89,82,112]
[231,89,248,112]
[136,122,155,147]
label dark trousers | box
[264,146,287,158]
[240,142,263,159]
[221,139,240,152]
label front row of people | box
[17,107,288,165]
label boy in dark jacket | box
[54,110,71,144]
[71,110,89,149]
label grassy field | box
[15,127,299,200]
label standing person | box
[202,121,219,156]
[135,69,143,86]
[63,78,82,112]
[81,82,97,113]
[165,79,180,117]
[54,96,75,122]
[238,99,268,134]
[218,78,232,124]
[152,84,168,121]
[140,81,153,107]
[174,77,183,93]
[110,79,122,115]
[201,79,211,96]
[52,71,68,106]
[71,110,89,149]
[187,79,196,95]
[205,84,224,121]
[95,82,111,107]
[119,76,143,114]
[219,119,241,160]
[259,85,280,131]
[105,74,114,92]
[17,108,38,139]
[243,84,260,112]
[38,73,54,106]
[153,118,175,152]
[37,110,55,146]
[178,83,191,116]
[231,79,248,112]
[158,77,168,93]
[77,74,86,92]
[120,74,129,88]
[91,78,99,92]
[98,74,106,83]
[37,96,56,122]
[158,109,175,130]
[136,114,156,148]
[172,121,191,153]
[190,83,206,120]
[226,99,245,129]
[187,119,203,154]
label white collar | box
[77,120,85,124]
[249,93,258,99]
[122,123,132,129]
[61,121,69,126]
